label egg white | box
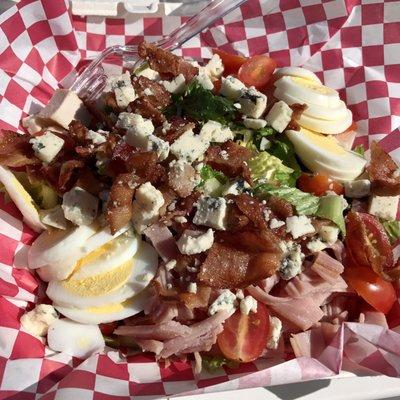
[0,166,45,232]
[286,128,367,181]
[275,67,322,84]
[46,241,158,309]
[47,318,104,358]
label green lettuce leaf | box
[353,144,365,157]
[382,220,400,243]
[202,356,239,373]
[198,165,228,186]
[255,183,320,215]
[316,195,346,235]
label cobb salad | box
[1,42,399,368]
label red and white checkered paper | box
[1,0,400,398]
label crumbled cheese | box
[20,304,58,337]
[205,54,224,79]
[165,259,177,271]
[279,240,304,280]
[199,120,233,143]
[344,179,371,198]
[238,86,267,118]
[22,114,45,134]
[317,225,339,245]
[62,187,98,226]
[131,182,164,233]
[243,117,267,130]
[146,134,170,161]
[208,289,236,316]
[143,88,153,96]
[85,129,108,145]
[116,112,154,146]
[40,205,68,230]
[170,129,210,163]
[161,74,186,94]
[285,215,315,239]
[263,208,271,222]
[368,195,399,221]
[107,71,137,108]
[265,100,293,133]
[306,238,327,253]
[174,216,187,224]
[221,179,250,196]
[135,66,160,81]
[193,197,228,230]
[220,75,246,101]
[269,218,285,229]
[259,137,271,151]
[236,289,244,300]
[240,295,258,315]
[187,282,198,294]
[266,316,282,350]
[195,70,214,90]
[177,228,214,255]
[29,131,64,163]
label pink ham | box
[144,222,179,262]
[311,252,344,283]
[135,339,164,355]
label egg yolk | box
[299,128,346,155]
[291,76,336,96]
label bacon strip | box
[367,141,400,195]
[138,42,198,82]
[130,97,166,126]
[0,130,39,167]
[132,76,171,109]
[160,117,195,144]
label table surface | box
[1,2,400,400]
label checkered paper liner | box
[1,0,400,398]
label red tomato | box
[213,78,222,94]
[344,264,396,314]
[99,322,118,336]
[298,173,344,196]
[238,55,277,89]
[217,302,269,362]
[346,212,393,272]
[213,48,247,76]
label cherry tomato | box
[213,48,247,76]
[238,55,277,90]
[213,78,222,94]
[298,173,344,196]
[217,302,269,362]
[344,263,396,314]
[99,322,118,336]
[346,212,393,273]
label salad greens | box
[197,165,228,197]
[202,355,239,373]
[353,144,365,157]
[316,195,346,235]
[382,220,400,243]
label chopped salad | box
[1,42,399,368]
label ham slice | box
[144,223,179,262]
[311,252,344,283]
[135,339,164,355]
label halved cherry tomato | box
[217,302,269,362]
[344,263,396,314]
[213,48,247,76]
[99,322,119,336]
[345,212,393,273]
[298,173,344,196]
[238,55,277,90]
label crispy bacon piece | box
[367,141,400,195]
[132,76,171,109]
[83,99,115,130]
[267,195,294,219]
[206,141,252,181]
[0,130,39,167]
[75,169,104,195]
[179,285,212,310]
[68,120,88,144]
[225,203,249,231]
[138,42,198,82]
[287,103,307,131]
[130,97,166,126]
[58,159,84,192]
[160,117,195,144]
[233,193,269,230]
[126,151,166,184]
[104,91,120,113]
[199,229,283,289]
[107,172,137,234]
[168,162,197,198]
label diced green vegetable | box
[316,195,346,235]
[202,355,239,373]
[203,177,224,197]
[255,183,320,215]
[249,152,297,187]
[382,220,400,243]
[132,62,150,76]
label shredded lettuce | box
[202,355,239,373]
[249,152,297,187]
[233,124,276,151]
[316,195,346,235]
[198,165,228,186]
[165,81,236,123]
[382,220,400,243]
[255,183,320,215]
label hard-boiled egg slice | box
[47,318,104,358]
[274,76,340,108]
[29,224,98,281]
[0,166,45,232]
[46,241,158,309]
[54,289,150,324]
[274,87,348,121]
[296,108,353,135]
[286,127,367,181]
[275,67,322,84]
